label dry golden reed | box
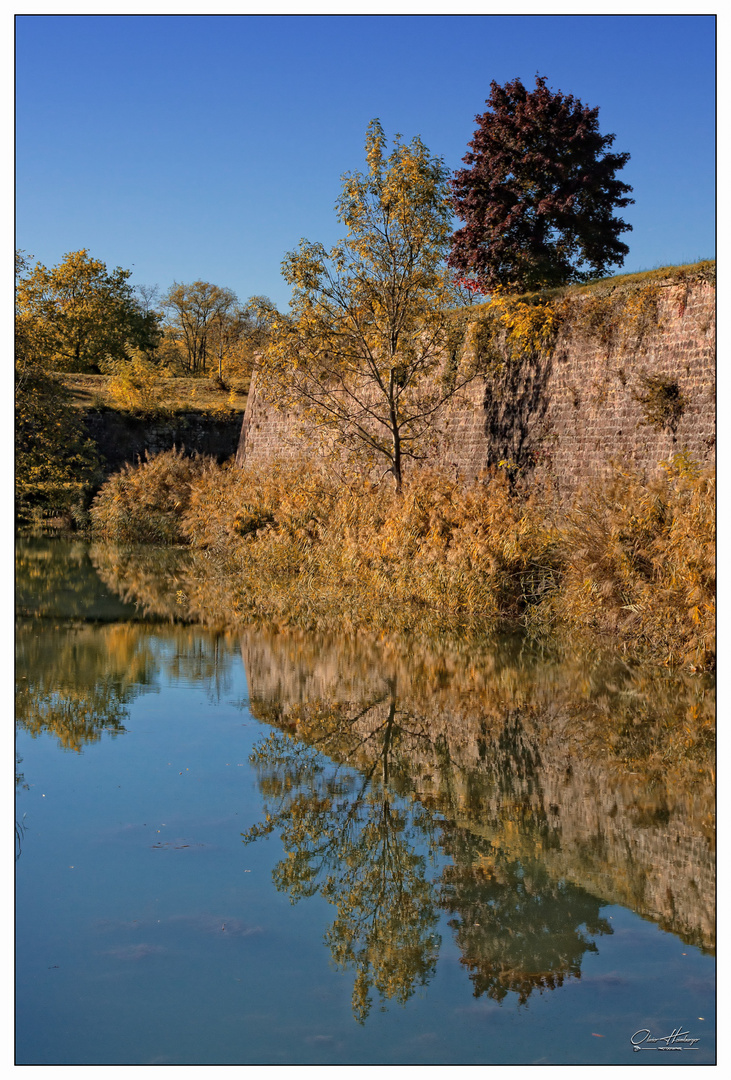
[89,449,714,669]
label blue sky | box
[15,13,716,311]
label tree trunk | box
[388,376,403,494]
[391,432,402,494]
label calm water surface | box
[15,538,715,1065]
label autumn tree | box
[15,249,161,372]
[208,303,243,382]
[256,120,479,492]
[449,76,634,293]
[234,295,278,375]
[134,283,165,334]
[162,280,238,375]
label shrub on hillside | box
[105,353,170,415]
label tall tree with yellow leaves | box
[16,249,161,373]
[256,121,479,492]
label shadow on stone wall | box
[482,350,552,470]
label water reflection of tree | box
[439,831,612,1004]
[97,539,715,794]
[16,756,29,861]
[242,690,619,1022]
[159,631,237,704]
[242,693,442,1024]
[15,621,148,751]
[16,620,241,751]
[16,537,138,621]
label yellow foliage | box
[106,354,169,414]
[255,121,469,492]
[15,364,102,522]
[15,248,160,373]
[487,288,559,357]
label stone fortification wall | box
[83,408,244,475]
[236,272,715,492]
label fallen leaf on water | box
[591,1033,604,1038]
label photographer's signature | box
[631,1026,700,1052]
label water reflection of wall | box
[240,629,715,952]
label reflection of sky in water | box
[15,539,715,1065]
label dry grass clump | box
[533,453,715,669]
[334,470,561,619]
[89,447,205,544]
[183,457,340,555]
[634,372,686,432]
[178,462,561,625]
[89,449,714,668]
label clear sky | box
[15,12,716,311]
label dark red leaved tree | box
[449,76,634,293]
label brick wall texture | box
[236,274,715,494]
